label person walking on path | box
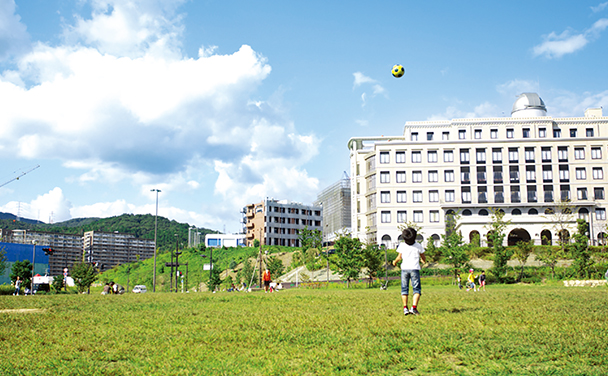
[262,269,271,293]
[392,227,426,315]
[13,277,22,296]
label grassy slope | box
[0,284,606,375]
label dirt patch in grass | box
[0,308,45,314]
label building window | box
[460,149,470,163]
[560,185,571,201]
[526,166,536,182]
[476,149,486,163]
[525,147,535,162]
[493,166,503,184]
[397,211,407,223]
[380,171,390,183]
[411,132,418,141]
[461,167,471,184]
[381,211,391,223]
[412,151,422,163]
[442,131,449,140]
[510,166,520,183]
[586,128,594,137]
[595,187,605,200]
[478,187,487,203]
[570,128,577,138]
[559,166,569,182]
[527,186,537,203]
[492,148,502,163]
[428,170,438,182]
[511,186,521,203]
[508,148,519,163]
[474,129,482,139]
[542,166,553,182]
[506,128,514,138]
[412,171,422,183]
[379,151,390,164]
[444,150,454,162]
[462,188,472,203]
[413,211,423,223]
[578,188,588,200]
[413,191,423,203]
[429,210,439,223]
[477,166,487,184]
[445,190,455,202]
[558,147,568,162]
[459,129,466,139]
[445,170,455,182]
[396,151,406,163]
[553,129,561,138]
[494,186,504,203]
[490,129,498,139]
[576,167,586,180]
[429,190,439,202]
[397,191,407,203]
[427,132,434,141]
[396,171,406,183]
[381,191,390,203]
[544,185,554,202]
[596,208,606,220]
[541,147,552,162]
[575,148,585,160]
[539,128,547,138]
[428,150,438,163]
[592,147,602,159]
[593,167,604,180]
[523,128,530,138]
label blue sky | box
[0,0,607,233]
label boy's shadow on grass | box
[438,307,481,314]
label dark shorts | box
[401,269,421,295]
[264,280,271,287]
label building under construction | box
[314,176,352,243]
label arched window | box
[512,209,522,215]
[478,209,489,216]
[541,229,552,245]
[462,209,472,216]
[528,208,538,215]
[381,235,392,248]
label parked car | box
[132,285,147,293]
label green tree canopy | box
[11,260,32,288]
[487,209,512,283]
[71,262,98,293]
[333,235,364,287]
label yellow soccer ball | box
[392,64,405,78]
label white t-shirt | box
[397,242,425,270]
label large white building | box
[348,93,608,249]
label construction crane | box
[0,165,40,189]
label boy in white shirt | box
[392,227,426,315]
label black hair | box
[402,227,417,245]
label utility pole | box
[151,188,161,292]
[258,228,263,288]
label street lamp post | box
[151,188,161,292]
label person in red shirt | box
[262,269,271,293]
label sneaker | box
[410,308,420,315]
[403,307,410,316]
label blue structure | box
[205,234,246,248]
[0,242,49,285]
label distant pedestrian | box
[263,269,271,293]
[102,283,110,295]
[456,273,463,290]
[479,270,486,291]
[13,277,22,296]
[466,269,477,292]
[392,227,426,315]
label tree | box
[253,239,260,248]
[513,240,534,282]
[11,260,33,288]
[439,211,470,278]
[237,258,255,288]
[297,226,324,271]
[71,262,98,293]
[424,238,442,264]
[534,239,564,279]
[207,267,222,292]
[0,246,6,276]
[487,209,512,283]
[51,275,64,293]
[362,244,383,287]
[569,219,593,278]
[544,200,576,255]
[266,255,285,280]
[333,234,364,287]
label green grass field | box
[1,284,607,375]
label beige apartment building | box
[83,231,155,272]
[243,199,323,247]
[348,93,608,249]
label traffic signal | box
[42,247,54,255]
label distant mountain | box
[0,212,44,225]
[0,213,220,251]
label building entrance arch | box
[508,228,531,246]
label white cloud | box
[0,1,320,230]
[591,2,608,13]
[496,79,540,96]
[427,102,499,121]
[352,72,376,88]
[533,18,608,58]
[0,0,30,61]
[352,71,386,107]
[0,187,72,223]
